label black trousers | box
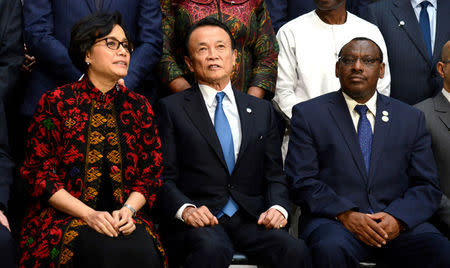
[74,224,163,268]
[162,209,311,268]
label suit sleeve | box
[384,111,442,229]
[286,104,358,218]
[156,99,194,219]
[0,100,14,211]
[264,103,290,212]
[0,0,23,99]
[23,0,81,82]
[123,0,162,90]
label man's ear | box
[436,62,445,79]
[378,62,385,79]
[335,61,340,78]
[185,55,194,72]
[232,49,237,68]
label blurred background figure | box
[415,40,450,238]
[361,0,450,105]
[158,0,278,99]
[18,12,166,267]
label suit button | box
[227,184,231,188]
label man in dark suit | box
[415,40,450,238]
[156,18,310,268]
[286,37,450,267]
[0,0,21,265]
[21,0,162,116]
[361,0,450,105]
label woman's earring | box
[86,62,90,66]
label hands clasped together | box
[337,211,402,248]
[83,206,136,237]
[182,206,287,229]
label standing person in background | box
[361,0,450,105]
[0,0,22,266]
[158,0,278,99]
[415,40,450,238]
[273,0,390,158]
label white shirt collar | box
[442,88,450,103]
[342,90,378,116]
[198,82,235,107]
[411,0,437,8]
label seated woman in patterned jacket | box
[18,12,167,268]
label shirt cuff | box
[175,203,196,222]
[270,205,288,220]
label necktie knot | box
[216,92,226,104]
[354,105,368,116]
[420,1,430,9]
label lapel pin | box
[382,110,389,116]
[398,20,405,27]
[246,107,252,113]
[382,116,389,122]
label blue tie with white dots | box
[215,92,238,218]
[354,105,372,174]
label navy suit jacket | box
[22,0,162,116]
[361,0,450,105]
[285,91,442,238]
[156,85,289,225]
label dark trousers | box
[162,210,311,268]
[307,220,450,268]
[0,225,17,268]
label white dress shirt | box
[175,82,288,221]
[442,88,450,103]
[342,92,377,133]
[411,0,437,54]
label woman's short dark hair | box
[185,17,236,57]
[69,11,131,73]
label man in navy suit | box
[21,0,162,116]
[361,0,450,105]
[286,37,450,267]
[156,18,310,268]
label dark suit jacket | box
[156,85,289,225]
[286,91,442,238]
[415,92,450,226]
[21,0,162,116]
[0,0,23,100]
[361,0,450,105]
[0,100,14,212]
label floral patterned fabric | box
[18,77,167,267]
[158,0,279,96]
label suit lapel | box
[234,91,252,167]
[183,86,228,170]
[328,92,368,183]
[434,92,450,130]
[368,94,391,184]
[392,0,431,65]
